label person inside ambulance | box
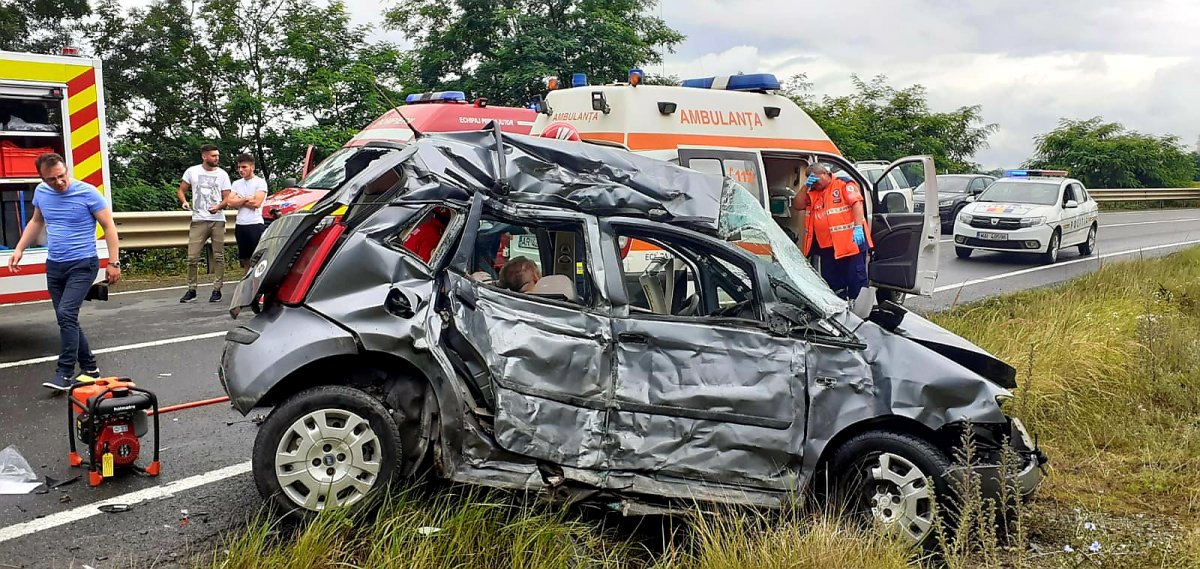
[791,164,872,301]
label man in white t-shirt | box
[176,143,232,303]
[227,153,268,270]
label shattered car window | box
[717,183,845,317]
[300,147,399,192]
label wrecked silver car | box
[218,128,1046,544]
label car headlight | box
[958,212,973,224]
[1019,216,1046,227]
[938,197,955,206]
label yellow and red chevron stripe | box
[0,58,106,194]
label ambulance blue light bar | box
[1004,169,1068,178]
[405,91,467,104]
[681,74,781,92]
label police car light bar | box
[1004,169,1068,178]
[681,73,781,92]
[405,91,467,104]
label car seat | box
[530,274,577,302]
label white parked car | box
[952,170,1099,264]
[855,160,915,213]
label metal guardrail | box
[111,188,1200,248]
[112,210,238,249]
[1089,188,1200,202]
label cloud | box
[654,0,1200,168]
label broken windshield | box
[717,183,846,317]
[299,147,399,191]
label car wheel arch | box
[809,415,941,476]
[255,350,451,478]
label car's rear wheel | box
[1041,230,1061,265]
[827,431,952,547]
[253,385,402,515]
[1078,224,1097,256]
[955,246,972,259]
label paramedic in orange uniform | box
[792,164,872,300]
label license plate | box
[516,235,537,249]
[977,232,1008,241]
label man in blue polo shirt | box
[8,153,122,391]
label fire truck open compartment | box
[0,91,65,250]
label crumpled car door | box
[437,197,614,469]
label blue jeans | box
[46,257,99,378]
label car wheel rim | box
[861,452,935,542]
[274,409,382,511]
[1050,236,1059,261]
[1087,228,1096,249]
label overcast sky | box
[350,1,1200,169]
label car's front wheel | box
[955,246,973,259]
[827,430,952,547]
[1040,230,1061,265]
[252,385,402,514]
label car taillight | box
[276,222,346,305]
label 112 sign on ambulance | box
[529,71,942,306]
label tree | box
[0,0,89,54]
[85,0,409,204]
[782,74,997,173]
[1026,118,1197,189]
[385,0,684,107]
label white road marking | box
[0,331,227,369]
[0,461,252,544]
[1101,217,1200,228]
[933,238,1200,294]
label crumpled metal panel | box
[401,131,725,229]
[801,313,1011,473]
[606,318,806,487]
[446,274,613,469]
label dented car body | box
[218,129,1046,543]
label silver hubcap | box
[1049,236,1059,261]
[274,409,382,511]
[863,453,935,542]
[1088,228,1096,249]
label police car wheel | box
[1078,224,1097,256]
[253,386,402,516]
[955,246,972,259]
[1041,231,1061,265]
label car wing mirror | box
[1065,200,1079,209]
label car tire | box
[252,385,403,516]
[1078,224,1097,256]
[826,430,953,548]
[1041,230,1061,265]
[955,246,972,259]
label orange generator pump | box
[67,377,160,487]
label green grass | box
[1097,199,1200,211]
[207,247,1200,569]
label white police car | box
[952,170,1099,264]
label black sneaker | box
[41,376,74,392]
[180,289,197,303]
[80,369,100,380]
[209,290,222,303]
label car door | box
[1062,182,1089,244]
[865,156,939,296]
[437,196,613,468]
[678,148,768,207]
[602,221,807,488]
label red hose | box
[146,396,230,416]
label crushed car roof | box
[389,127,733,230]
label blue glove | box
[805,175,819,187]
[853,225,867,247]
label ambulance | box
[528,71,941,302]
[0,49,112,305]
[262,92,537,221]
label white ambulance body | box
[0,49,112,305]
[529,73,941,299]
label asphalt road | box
[0,207,1197,568]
